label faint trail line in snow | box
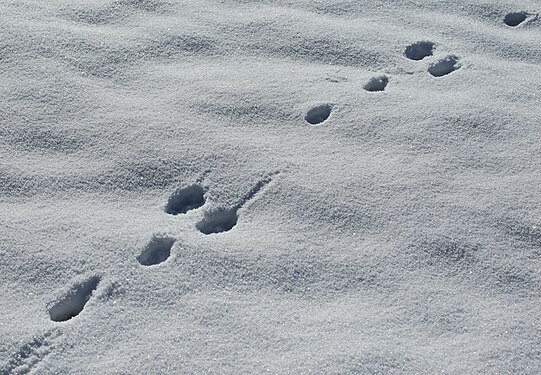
[195,169,211,185]
[497,217,541,247]
[233,171,278,211]
[64,0,170,26]
[0,329,61,375]
[196,172,279,235]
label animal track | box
[504,11,528,27]
[196,207,238,235]
[196,174,275,235]
[493,267,538,294]
[405,41,435,60]
[137,235,176,266]
[428,55,461,77]
[305,104,332,125]
[1,330,61,375]
[363,75,388,92]
[48,276,100,322]
[165,184,206,215]
[98,281,126,301]
[67,0,168,25]
[497,218,541,247]
[417,238,478,265]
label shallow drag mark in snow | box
[65,0,169,25]
[492,267,540,296]
[97,280,126,302]
[137,235,176,266]
[237,24,387,67]
[321,352,412,375]
[496,217,541,248]
[0,329,61,375]
[165,184,206,215]
[404,41,435,60]
[414,238,479,268]
[428,55,461,77]
[52,33,217,79]
[0,126,83,154]
[196,174,276,235]
[48,276,100,322]
[363,75,389,92]
[305,104,332,125]
[141,34,218,59]
[504,11,528,27]
[185,252,381,294]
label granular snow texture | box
[1,0,541,374]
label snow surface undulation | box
[1,0,541,373]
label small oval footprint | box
[504,11,528,27]
[363,75,388,92]
[405,41,435,60]
[48,276,100,322]
[165,184,205,215]
[196,207,238,235]
[428,55,461,77]
[305,104,332,125]
[137,235,176,266]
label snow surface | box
[1,0,541,373]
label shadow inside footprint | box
[48,276,100,322]
[504,11,528,27]
[305,104,332,125]
[428,55,461,77]
[196,207,238,235]
[137,235,175,266]
[363,75,388,92]
[165,184,205,215]
[405,41,435,60]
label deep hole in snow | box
[165,184,205,215]
[405,41,435,60]
[48,276,100,322]
[428,55,461,77]
[363,75,389,92]
[504,12,528,27]
[305,104,332,125]
[137,236,175,266]
[196,207,238,235]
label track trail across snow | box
[1,0,541,373]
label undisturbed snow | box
[1,0,541,374]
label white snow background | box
[1,0,541,373]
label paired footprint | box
[406,41,461,78]
[138,173,276,266]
